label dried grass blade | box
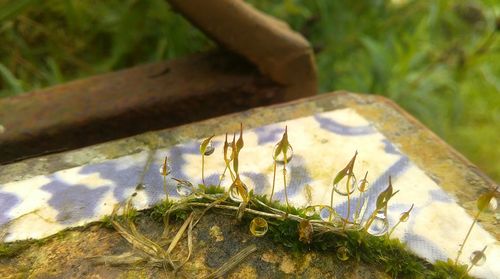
[111,220,159,257]
[176,216,194,271]
[203,244,257,279]
[167,212,194,254]
[89,252,146,266]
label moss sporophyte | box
[2,124,495,279]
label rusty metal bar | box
[0,52,284,163]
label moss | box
[0,191,475,278]
[252,194,304,217]
[144,193,476,279]
[0,241,33,258]
[431,259,471,279]
[198,184,226,195]
[0,229,70,258]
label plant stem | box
[163,176,169,202]
[270,161,277,201]
[364,210,378,231]
[330,184,335,209]
[387,219,401,238]
[344,175,352,230]
[180,201,345,234]
[283,161,289,210]
[354,192,363,222]
[224,159,236,182]
[455,210,482,265]
[201,154,205,185]
[218,166,228,187]
[182,202,285,220]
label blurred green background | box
[0,0,498,181]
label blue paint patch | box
[203,173,220,187]
[41,178,110,224]
[314,114,375,135]
[254,126,284,145]
[382,139,401,155]
[241,171,269,194]
[403,233,448,262]
[273,155,312,203]
[142,142,201,201]
[0,191,20,226]
[362,155,410,216]
[79,160,143,202]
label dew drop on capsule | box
[469,250,486,266]
[273,144,293,164]
[334,175,357,196]
[304,206,317,217]
[367,212,388,236]
[357,178,369,193]
[159,162,171,176]
[175,180,193,197]
[204,141,215,156]
[250,217,268,237]
[336,246,350,261]
[229,182,248,203]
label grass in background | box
[0,0,498,181]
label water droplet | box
[354,196,368,223]
[174,179,193,197]
[489,197,497,211]
[367,211,388,236]
[135,183,146,191]
[249,217,268,237]
[204,141,215,156]
[304,206,317,217]
[336,246,350,261]
[159,162,171,176]
[357,178,369,193]
[229,181,248,203]
[334,175,357,196]
[172,177,194,197]
[319,206,335,222]
[273,144,293,164]
[469,250,486,266]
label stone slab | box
[0,92,498,278]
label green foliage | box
[0,0,212,97]
[0,0,498,181]
[0,240,32,258]
[243,198,469,278]
[252,194,303,216]
[432,259,472,279]
[0,229,69,258]
[198,184,226,195]
[249,0,500,181]
[100,204,139,228]
[0,192,475,278]
[148,198,195,223]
